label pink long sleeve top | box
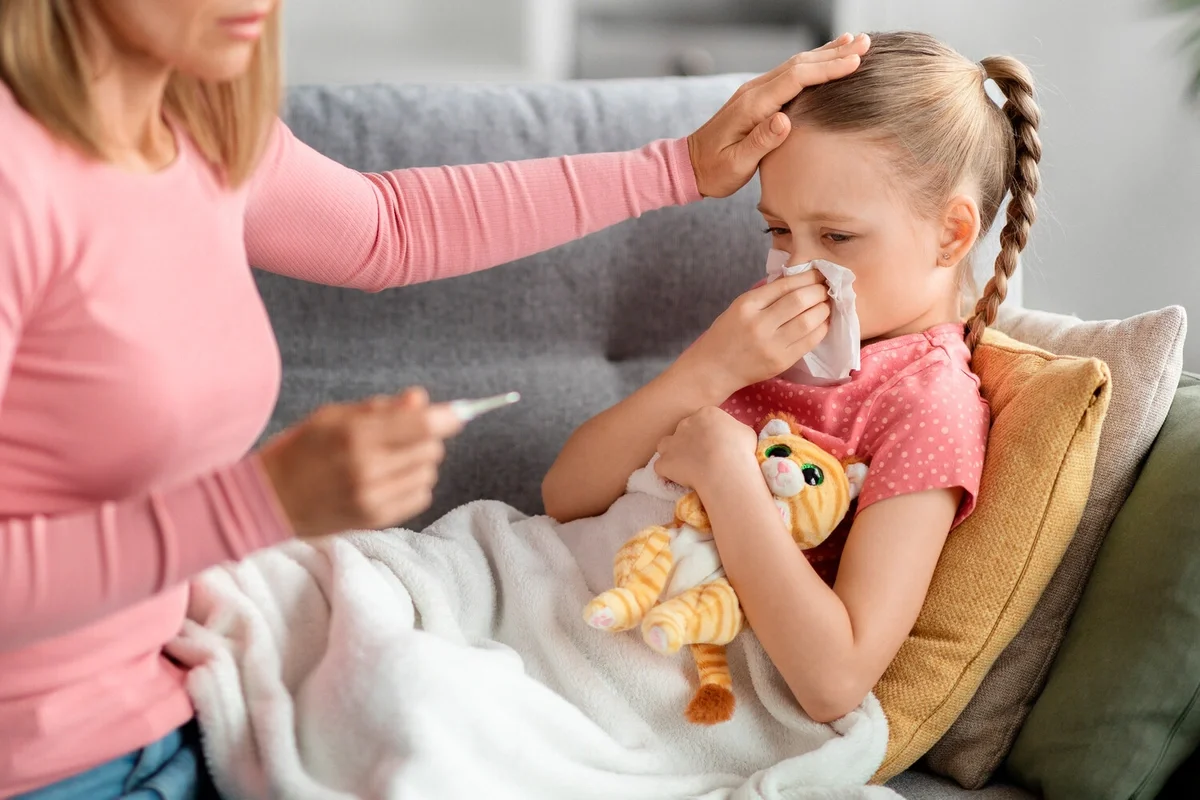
[0,82,700,797]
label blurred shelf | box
[577,0,834,29]
[574,0,833,79]
[281,0,841,85]
[577,20,820,79]
[283,0,574,85]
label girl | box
[0,0,869,796]
[545,31,1040,724]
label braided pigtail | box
[964,55,1042,352]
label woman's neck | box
[76,6,176,173]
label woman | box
[0,1,867,797]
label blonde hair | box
[0,0,281,187]
[785,31,1042,351]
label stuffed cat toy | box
[582,414,868,725]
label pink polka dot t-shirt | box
[721,322,991,585]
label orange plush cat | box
[583,414,867,724]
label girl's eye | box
[824,232,854,244]
[761,226,790,236]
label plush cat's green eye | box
[765,444,792,459]
[802,464,824,486]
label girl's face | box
[84,0,276,82]
[758,124,966,343]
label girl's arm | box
[543,271,832,522]
[701,461,958,723]
[652,406,967,723]
[542,362,730,522]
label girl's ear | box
[937,194,982,269]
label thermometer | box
[448,391,521,422]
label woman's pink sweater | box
[0,84,699,796]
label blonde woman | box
[0,0,868,797]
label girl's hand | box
[687,33,869,198]
[672,271,832,399]
[258,388,462,537]
[654,407,758,492]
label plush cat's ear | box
[843,461,869,501]
[758,417,793,441]
[675,492,711,530]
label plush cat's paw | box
[584,595,635,632]
[585,604,616,630]
[844,461,869,501]
[642,622,682,655]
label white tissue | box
[764,249,861,384]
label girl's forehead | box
[759,127,907,221]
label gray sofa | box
[256,76,1033,799]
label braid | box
[964,56,1042,352]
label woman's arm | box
[244,37,870,291]
[0,389,464,653]
[0,175,446,652]
[244,130,699,291]
[700,464,958,722]
[0,461,292,652]
[0,171,290,651]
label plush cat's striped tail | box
[685,644,735,724]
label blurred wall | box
[284,0,1200,367]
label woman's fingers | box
[732,34,867,99]
[357,438,447,483]
[818,32,871,57]
[737,111,792,165]
[370,463,442,527]
[366,399,463,447]
[815,32,857,53]
[421,403,465,440]
[687,34,868,198]
[722,43,866,175]
[742,50,864,121]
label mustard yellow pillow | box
[872,328,1111,783]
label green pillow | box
[1005,373,1200,799]
[1158,741,1200,798]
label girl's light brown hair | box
[0,0,281,187]
[785,31,1042,351]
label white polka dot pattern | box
[722,323,991,529]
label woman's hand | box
[654,406,758,492]
[687,33,870,198]
[257,388,462,537]
[670,271,831,399]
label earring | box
[942,252,951,261]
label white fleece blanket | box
[171,465,897,800]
